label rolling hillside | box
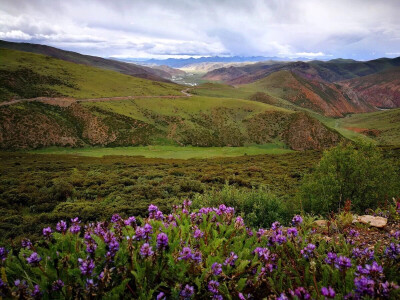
[243,71,375,117]
[0,95,343,150]
[337,108,400,145]
[338,67,400,109]
[0,40,171,82]
[0,49,182,102]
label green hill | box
[0,49,182,102]
[336,108,400,145]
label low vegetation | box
[1,201,400,299]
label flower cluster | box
[0,202,399,299]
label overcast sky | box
[1,0,399,60]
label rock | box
[357,215,387,228]
[314,220,328,227]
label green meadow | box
[30,144,292,159]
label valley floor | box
[29,144,292,159]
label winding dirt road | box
[0,88,192,107]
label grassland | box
[0,49,182,101]
[29,144,292,159]
[336,108,400,145]
[0,150,320,242]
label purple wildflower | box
[224,252,238,266]
[271,221,281,231]
[192,251,202,263]
[287,227,298,237]
[157,292,166,300]
[42,227,52,238]
[156,233,169,249]
[301,244,316,260]
[324,252,337,264]
[144,223,153,235]
[31,284,42,299]
[335,256,352,271]
[292,215,303,226]
[356,261,384,278]
[277,293,289,300]
[124,216,136,226]
[321,286,336,298]
[290,287,310,299]
[275,234,287,245]
[385,243,400,260]
[21,239,33,250]
[235,216,245,228]
[51,280,64,292]
[354,276,375,297]
[178,247,193,261]
[140,243,154,257]
[106,238,119,258]
[208,280,220,294]
[0,247,8,262]
[193,229,204,239]
[111,214,122,223]
[148,204,158,213]
[26,252,42,266]
[349,229,359,237]
[180,284,194,299]
[78,258,95,276]
[211,262,222,275]
[69,217,81,234]
[134,226,146,241]
[56,220,67,233]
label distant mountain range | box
[116,55,316,68]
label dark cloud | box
[0,0,399,59]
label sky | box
[0,0,399,60]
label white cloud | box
[0,0,399,59]
[0,30,31,40]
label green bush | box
[192,183,292,227]
[299,142,400,215]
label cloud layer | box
[1,0,399,59]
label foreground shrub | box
[1,202,400,299]
[299,143,399,216]
[192,184,292,227]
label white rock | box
[357,215,387,228]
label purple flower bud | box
[148,204,158,213]
[224,252,238,267]
[42,227,52,238]
[0,247,8,262]
[111,214,122,223]
[69,218,81,234]
[301,244,316,260]
[31,284,42,299]
[290,287,310,299]
[140,243,154,258]
[321,286,335,298]
[144,223,153,235]
[21,239,33,250]
[156,233,169,249]
[324,252,337,264]
[235,216,245,228]
[180,284,194,298]
[271,221,281,231]
[193,229,204,239]
[51,280,64,292]
[78,258,95,276]
[334,256,352,271]
[26,252,42,266]
[178,247,193,261]
[292,215,303,226]
[157,292,166,300]
[56,220,67,233]
[287,227,298,237]
[211,262,222,275]
[124,216,136,226]
[208,280,219,294]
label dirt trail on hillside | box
[0,88,192,107]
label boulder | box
[357,215,387,228]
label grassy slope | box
[336,108,400,145]
[190,82,400,145]
[30,144,292,159]
[0,49,182,101]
